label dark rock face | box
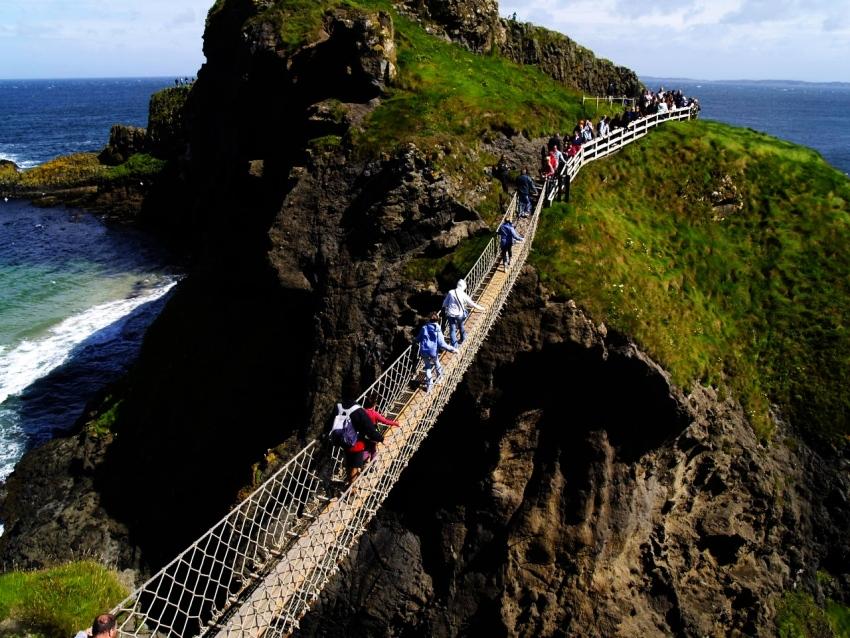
[98,124,148,165]
[499,20,642,97]
[401,0,504,52]
[296,269,850,637]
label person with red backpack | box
[416,311,457,393]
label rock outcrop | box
[499,20,642,97]
[399,0,640,95]
[98,124,148,165]
[401,0,504,52]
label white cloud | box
[500,0,850,81]
[0,0,212,78]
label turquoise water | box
[0,77,181,488]
[0,200,177,482]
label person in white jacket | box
[442,278,485,347]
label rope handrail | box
[110,103,694,638]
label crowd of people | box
[539,87,700,179]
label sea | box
[0,77,849,502]
[641,77,850,176]
[0,78,181,497]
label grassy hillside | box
[532,120,850,440]
[0,561,127,637]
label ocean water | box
[0,77,176,168]
[0,78,181,488]
[0,202,178,483]
[641,78,850,176]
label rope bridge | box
[110,105,694,637]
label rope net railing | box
[110,104,692,638]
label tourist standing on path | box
[442,279,485,347]
[497,220,524,270]
[417,312,457,393]
[516,167,536,217]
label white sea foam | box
[0,280,177,487]
[0,280,176,406]
[0,149,38,169]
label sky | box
[501,0,850,82]
[0,0,848,81]
[0,0,211,79]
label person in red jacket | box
[363,393,400,431]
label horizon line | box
[0,74,198,82]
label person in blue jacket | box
[417,312,457,393]
[497,220,524,270]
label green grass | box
[84,395,124,438]
[247,0,341,53]
[104,153,168,181]
[531,120,850,440]
[776,591,850,637]
[827,599,850,637]
[354,9,612,156]
[0,561,128,637]
[0,153,168,193]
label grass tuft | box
[0,561,128,638]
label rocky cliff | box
[499,21,642,98]
[0,0,847,635]
[296,269,850,637]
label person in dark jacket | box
[516,168,536,217]
[338,396,384,484]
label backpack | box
[498,224,514,249]
[418,323,438,358]
[442,290,462,318]
[329,403,359,448]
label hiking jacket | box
[443,284,483,319]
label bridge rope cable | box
[110,104,694,638]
